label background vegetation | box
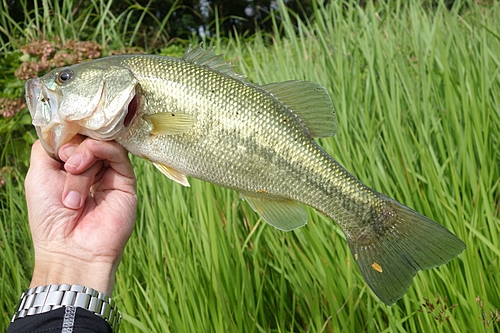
[1,0,499,332]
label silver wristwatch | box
[11,284,121,332]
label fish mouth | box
[25,78,78,159]
[25,78,139,160]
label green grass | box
[0,0,179,51]
[2,0,500,332]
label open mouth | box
[26,79,54,127]
[25,79,41,120]
[25,77,140,159]
[25,78,66,158]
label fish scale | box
[120,56,312,192]
[25,44,465,305]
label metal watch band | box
[11,284,121,332]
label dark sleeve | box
[7,306,113,333]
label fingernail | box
[59,144,77,161]
[63,191,82,209]
[66,154,82,169]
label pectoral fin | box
[153,162,190,187]
[144,112,196,135]
[241,194,308,231]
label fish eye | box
[56,70,74,85]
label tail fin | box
[345,197,466,305]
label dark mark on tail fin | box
[345,196,466,305]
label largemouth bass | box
[25,45,465,305]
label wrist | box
[30,257,117,296]
[12,284,121,332]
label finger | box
[28,140,63,173]
[61,138,101,175]
[25,141,64,198]
[62,160,103,210]
[85,140,135,181]
[58,135,87,162]
[62,139,132,175]
[64,139,135,182]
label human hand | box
[25,137,137,295]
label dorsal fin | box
[183,44,247,81]
[262,80,337,138]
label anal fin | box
[241,193,308,231]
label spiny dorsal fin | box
[262,80,337,138]
[183,44,247,81]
